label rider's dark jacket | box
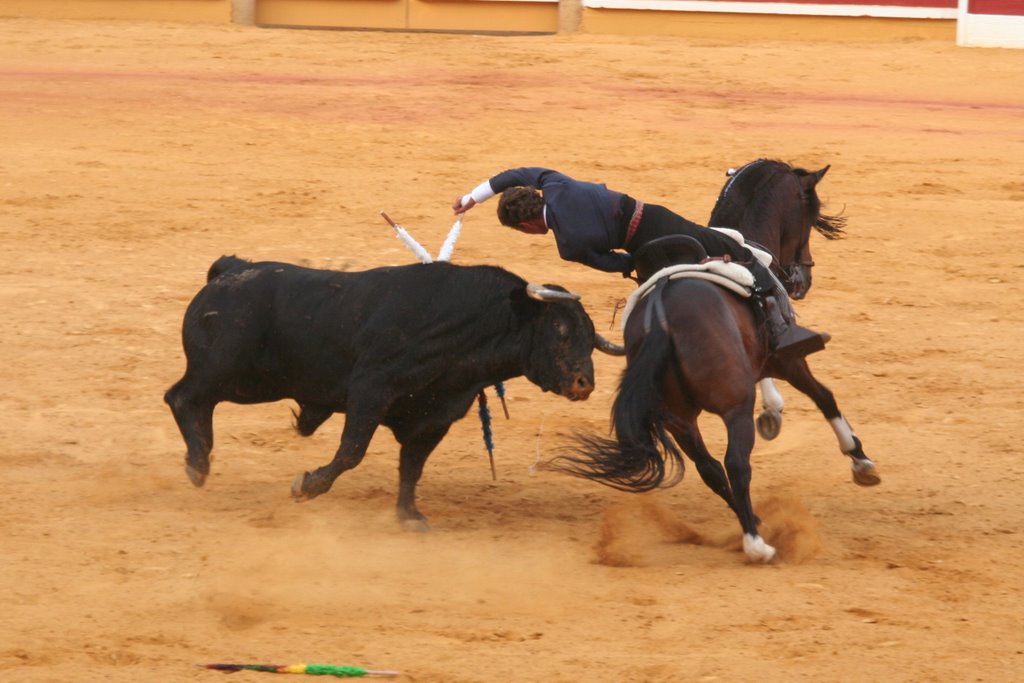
[486,167,754,276]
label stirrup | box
[772,324,830,360]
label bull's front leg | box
[393,425,451,533]
[291,412,381,501]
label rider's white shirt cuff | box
[467,180,495,206]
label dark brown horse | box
[709,158,845,440]
[547,161,878,563]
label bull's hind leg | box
[780,358,880,487]
[164,378,215,487]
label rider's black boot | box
[764,295,830,360]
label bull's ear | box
[509,286,543,322]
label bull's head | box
[515,284,624,402]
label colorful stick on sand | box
[203,663,400,678]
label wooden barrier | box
[0,0,230,23]
[957,0,1024,47]
[0,0,983,42]
[254,0,559,33]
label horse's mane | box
[813,211,847,240]
[711,158,784,227]
[790,165,847,240]
[712,158,847,241]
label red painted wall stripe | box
[968,0,1024,14]
[697,0,956,7]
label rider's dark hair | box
[497,187,544,227]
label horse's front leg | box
[780,359,881,487]
[756,378,784,440]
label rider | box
[453,166,828,359]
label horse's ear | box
[802,165,830,190]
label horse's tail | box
[545,324,685,492]
[206,255,250,282]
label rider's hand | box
[452,196,476,214]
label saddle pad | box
[709,226,774,269]
[621,261,753,332]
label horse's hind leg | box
[164,377,215,487]
[721,409,776,562]
[780,359,880,487]
[666,419,742,518]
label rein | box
[779,259,814,290]
[745,235,805,283]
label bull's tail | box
[545,324,685,492]
[206,255,250,282]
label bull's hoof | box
[851,460,882,487]
[185,463,207,487]
[290,472,316,501]
[400,518,431,533]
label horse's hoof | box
[290,472,312,501]
[756,410,782,441]
[185,463,207,487]
[400,518,431,533]
[851,461,881,487]
[743,534,776,563]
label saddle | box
[622,235,758,333]
[633,235,708,283]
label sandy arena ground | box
[2,17,1023,682]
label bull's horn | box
[526,283,581,302]
[594,333,626,356]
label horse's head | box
[783,164,828,299]
[710,159,845,300]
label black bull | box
[165,256,623,530]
